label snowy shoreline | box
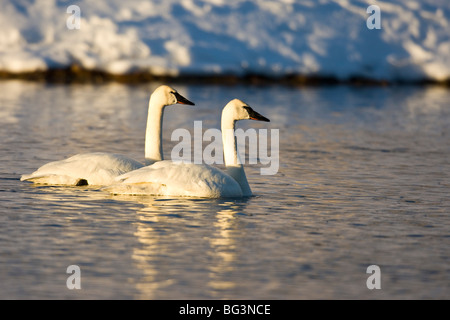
[1,0,449,84]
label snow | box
[0,0,449,81]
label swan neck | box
[145,96,165,165]
[221,114,252,196]
[221,118,238,166]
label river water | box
[0,80,449,299]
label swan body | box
[107,160,243,198]
[20,152,143,186]
[107,99,270,198]
[20,85,194,186]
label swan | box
[20,85,195,186]
[106,99,270,198]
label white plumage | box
[20,152,143,186]
[108,161,243,198]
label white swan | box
[20,85,195,186]
[106,99,270,198]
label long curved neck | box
[221,113,252,196]
[145,95,165,165]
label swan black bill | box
[244,106,270,122]
[174,92,195,105]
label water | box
[0,80,449,299]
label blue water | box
[0,80,449,299]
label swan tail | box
[20,173,81,185]
[20,174,32,181]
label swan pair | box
[21,85,270,198]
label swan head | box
[223,99,270,122]
[151,85,195,107]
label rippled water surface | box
[0,80,449,299]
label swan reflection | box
[112,195,249,299]
[207,202,240,294]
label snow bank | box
[0,0,449,81]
